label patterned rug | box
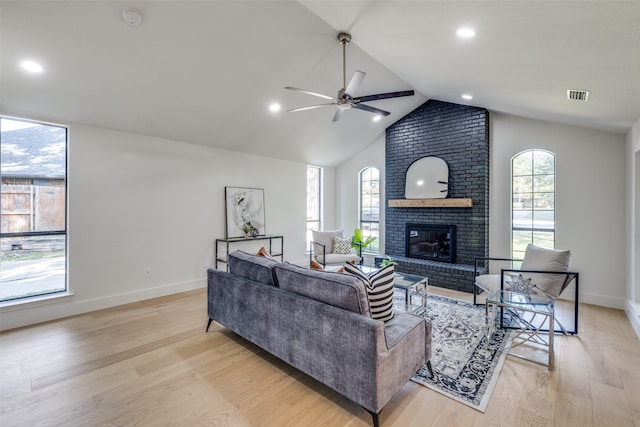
[393,291,513,412]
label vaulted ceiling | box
[2,1,639,167]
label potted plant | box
[352,229,377,256]
[242,222,255,238]
[379,255,398,268]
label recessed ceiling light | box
[456,28,476,39]
[462,94,473,100]
[21,60,43,73]
[269,103,281,112]
[122,9,143,26]
[372,115,382,122]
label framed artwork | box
[225,187,266,239]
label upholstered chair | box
[310,229,362,268]
[473,244,579,334]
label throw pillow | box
[333,237,352,254]
[256,246,273,259]
[343,263,395,322]
[507,274,536,295]
[309,260,325,271]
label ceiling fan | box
[285,32,415,122]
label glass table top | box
[486,290,554,313]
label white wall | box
[626,116,640,335]
[0,124,307,330]
[337,113,627,308]
[491,113,626,309]
[335,136,386,265]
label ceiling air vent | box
[567,89,590,101]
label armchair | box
[473,244,579,334]
[309,229,362,268]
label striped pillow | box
[344,263,395,322]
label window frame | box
[511,149,556,260]
[306,165,322,250]
[359,166,380,253]
[0,116,68,302]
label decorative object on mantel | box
[225,187,265,239]
[405,156,449,199]
[388,198,473,208]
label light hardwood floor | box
[1,287,639,427]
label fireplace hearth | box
[405,223,456,263]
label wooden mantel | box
[388,198,473,208]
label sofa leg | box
[365,409,380,427]
[206,317,213,332]
[427,360,434,379]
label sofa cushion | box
[344,263,395,322]
[274,262,370,316]
[228,250,279,287]
[520,244,571,297]
[311,229,343,255]
[316,253,362,265]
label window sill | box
[0,291,74,312]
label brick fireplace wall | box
[384,99,489,292]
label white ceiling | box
[2,1,639,167]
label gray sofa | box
[206,250,433,427]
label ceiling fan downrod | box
[337,32,351,92]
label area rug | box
[393,291,513,412]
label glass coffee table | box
[485,289,555,370]
[393,272,428,314]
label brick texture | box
[385,100,489,292]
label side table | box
[393,272,428,315]
[485,290,555,370]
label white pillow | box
[311,229,343,254]
[520,244,571,297]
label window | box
[512,150,555,260]
[1,117,67,302]
[306,165,321,250]
[359,167,380,252]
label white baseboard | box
[0,278,206,331]
[625,300,640,338]
[579,291,626,310]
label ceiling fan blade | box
[287,103,336,113]
[285,86,336,101]
[352,103,391,116]
[355,90,415,103]
[332,108,345,123]
[343,71,366,98]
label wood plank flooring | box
[1,287,639,427]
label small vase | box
[244,232,249,238]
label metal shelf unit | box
[215,235,284,270]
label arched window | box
[512,150,555,260]
[359,167,380,252]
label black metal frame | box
[473,257,579,335]
[215,235,284,271]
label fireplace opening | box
[405,223,456,263]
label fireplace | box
[405,223,456,263]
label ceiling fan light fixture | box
[269,103,281,112]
